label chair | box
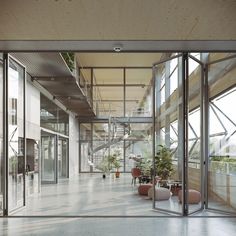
[131,168,141,185]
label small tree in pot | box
[113,160,122,178]
[96,156,111,178]
[155,145,173,187]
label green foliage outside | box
[210,156,236,162]
[210,156,236,174]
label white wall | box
[69,115,79,177]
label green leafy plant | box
[155,145,173,180]
[96,150,122,176]
[113,159,121,171]
[96,156,111,174]
[61,52,75,72]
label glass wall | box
[154,55,183,214]
[0,54,3,215]
[80,123,92,172]
[80,121,151,173]
[40,94,69,183]
[187,54,203,214]
[8,57,25,212]
[40,94,69,136]
[207,54,236,213]
[125,123,152,172]
[126,69,152,117]
[93,69,124,117]
[26,139,40,195]
[58,137,68,178]
[41,132,57,183]
[91,68,153,118]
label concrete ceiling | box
[76,53,162,67]
[0,0,236,41]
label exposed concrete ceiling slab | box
[0,0,236,40]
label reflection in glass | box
[208,67,236,215]
[58,138,68,178]
[126,69,152,117]
[94,86,124,117]
[8,58,25,211]
[187,57,202,214]
[125,86,152,117]
[40,94,69,136]
[0,54,3,214]
[41,134,56,183]
[80,123,92,172]
[26,139,40,195]
[154,55,183,214]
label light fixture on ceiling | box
[113,43,123,52]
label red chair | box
[131,168,141,185]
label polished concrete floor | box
[1,174,236,235]
[13,173,163,216]
[11,173,235,216]
[1,217,236,236]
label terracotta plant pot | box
[115,171,120,178]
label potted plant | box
[113,160,121,178]
[96,156,111,178]
[155,145,173,187]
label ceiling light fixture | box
[113,43,123,52]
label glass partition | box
[207,54,236,214]
[58,137,68,178]
[40,94,69,136]
[126,69,152,117]
[8,57,25,212]
[26,139,40,196]
[153,55,183,215]
[80,123,92,172]
[95,87,124,117]
[125,123,152,172]
[187,54,203,214]
[41,132,57,183]
[0,54,3,215]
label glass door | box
[187,53,204,214]
[58,137,68,178]
[7,56,26,212]
[206,53,236,214]
[153,54,184,215]
[41,131,57,184]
